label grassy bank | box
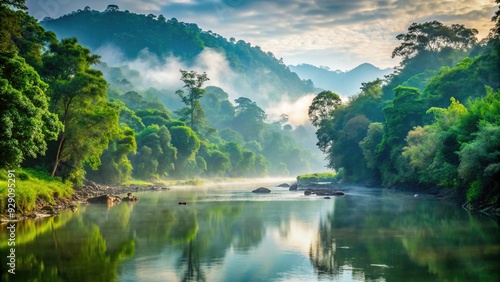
[0,168,73,214]
[122,177,205,187]
[297,172,338,185]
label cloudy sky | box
[26,0,498,71]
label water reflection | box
[0,206,135,282]
[1,185,499,281]
[310,188,500,281]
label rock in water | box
[123,192,139,202]
[87,194,121,205]
[252,187,271,193]
[289,184,298,191]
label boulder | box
[315,189,328,196]
[313,189,345,196]
[41,205,56,214]
[324,197,331,199]
[122,192,139,202]
[304,189,313,196]
[252,187,271,193]
[289,184,298,191]
[334,191,345,196]
[277,183,290,188]
[87,194,121,205]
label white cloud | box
[266,94,316,126]
[96,45,243,95]
[27,0,498,71]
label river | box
[1,181,499,281]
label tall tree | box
[308,90,342,128]
[169,125,200,177]
[0,52,62,168]
[175,70,209,132]
[0,1,26,54]
[377,86,426,185]
[41,38,119,183]
[308,91,343,154]
[87,126,137,184]
[232,97,267,141]
[0,0,27,9]
[392,21,478,61]
[132,125,176,179]
[384,21,479,100]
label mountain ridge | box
[40,7,314,106]
[289,63,393,97]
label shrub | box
[297,172,337,184]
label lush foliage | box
[0,1,320,209]
[0,168,72,213]
[4,2,499,213]
[41,38,121,184]
[297,172,338,185]
[309,14,500,209]
[0,52,62,167]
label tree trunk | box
[51,134,65,177]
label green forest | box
[308,7,500,209]
[0,1,322,213]
[1,0,500,214]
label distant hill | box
[289,63,393,97]
[40,7,314,105]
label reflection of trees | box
[0,212,73,248]
[310,220,336,275]
[396,207,500,282]
[309,190,500,281]
[175,202,261,280]
[180,240,206,282]
[0,189,276,281]
[0,207,136,282]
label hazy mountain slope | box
[40,7,314,104]
[289,63,393,97]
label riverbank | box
[0,180,125,222]
[381,182,500,220]
[294,170,500,220]
[0,176,187,221]
[1,175,295,222]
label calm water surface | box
[1,181,499,281]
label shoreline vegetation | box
[295,171,500,219]
[1,2,499,222]
[0,168,296,221]
[2,167,498,222]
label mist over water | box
[4,184,498,281]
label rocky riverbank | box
[0,180,170,222]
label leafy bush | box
[297,172,337,184]
[466,181,482,203]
